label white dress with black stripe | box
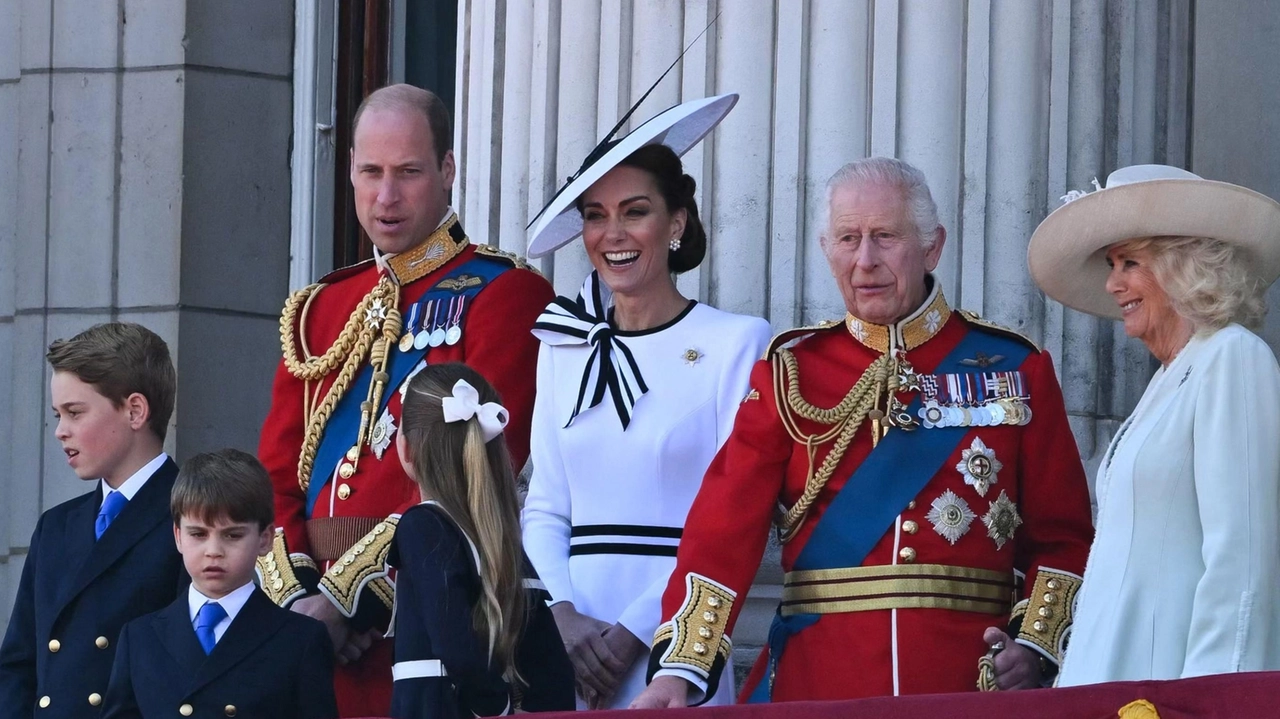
[522,300,769,709]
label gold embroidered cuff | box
[256,528,314,607]
[319,515,400,618]
[656,574,735,678]
[1016,567,1082,664]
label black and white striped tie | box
[532,272,648,429]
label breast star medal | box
[982,490,1022,550]
[683,348,702,366]
[926,489,977,545]
[957,437,1002,497]
[370,411,396,460]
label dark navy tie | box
[194,602,227,655]
[95,491,128,540]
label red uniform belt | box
[306,517,382,562]
[781,563,1015,617]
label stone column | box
[456,0,1203,683]
[0,0,294,611]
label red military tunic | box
[257,215,554,717]
[648,282,1094,703]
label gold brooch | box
[683,348,701,366]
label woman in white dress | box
[1027,164,1280,685]
[521,95,769,709]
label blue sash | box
[747,327,1031,702]
[304,256,510,516]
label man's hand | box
[982,627,1043,690]
[291,594,350,658]
[550,603,628,701]
[337,628,380,666]
[629,675,690,709]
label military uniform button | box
[337,483,351,500]
[1033,620,1047,633]
[272,579,284,591]
[1043,592,1056,604]
[89,693,102,707]
[38,696,50,708]
[332,565,345,575]
[180,703,194,716]
[707,596,721,608]
[902,520,919,534]
[698,626,712,639]
[48,639,60,653]
[693,642,707,655]
[702,610,718,623]
[96,636,109,649]
[1046,579,1059,590]
[899,547,917,563]
[1038,606,1052,618]
[225,705,238,717]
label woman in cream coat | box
[1028,165,1280,684]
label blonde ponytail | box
[399,364,529,684]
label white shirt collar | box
[101,452,169,501]
[373,206,456,273]
[187,581,257,625]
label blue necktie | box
[194,602,227,655]
[95,491,128,540]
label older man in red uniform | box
[633,158,1094,707]
[256,84,553,717]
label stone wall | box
[450,0,1280,681]
[0,0,294,619]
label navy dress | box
[388,503,574,718]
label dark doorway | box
[331,0,458,270]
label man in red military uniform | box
[257,84,553,717]
[632,158,1094,707]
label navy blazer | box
[388,503,574,719]
[0,459,186,719]
[103,588,337,719]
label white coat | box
[522,301,770,708]
[1059,324,1280,685]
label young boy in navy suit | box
[0,322,186,717]
[103,449,338,719]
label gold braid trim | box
[256,528,312,607]
[280,277,402,492]
[772,350,890,541]
[656,574,735,677]
[319,515,400,618]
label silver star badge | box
[926,489,976,545]
[982,490,1022,550]
[370,410,396,459]
[365,298,389,329]
[683,348,702,366]
[957,437,1002,497]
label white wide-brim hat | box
[1028,164,1280,319]
[526,93,739,258]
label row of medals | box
[919,397,1032,429]
[894,363,1033,430]
[398,296,466,352]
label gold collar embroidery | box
[385,214,468,286]
[844,280,951,354]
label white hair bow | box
[441,379,509,443]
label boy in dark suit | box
[103,449,337,719]
[0,322,186,717]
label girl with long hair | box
[389,363,573,718]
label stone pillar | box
[452,0,1197,682]
[0,0,294,612]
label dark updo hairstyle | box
[576,143,708,274]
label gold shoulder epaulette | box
[763,319,842,360]
[956,309,1041,353]
[474,244,543,277]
